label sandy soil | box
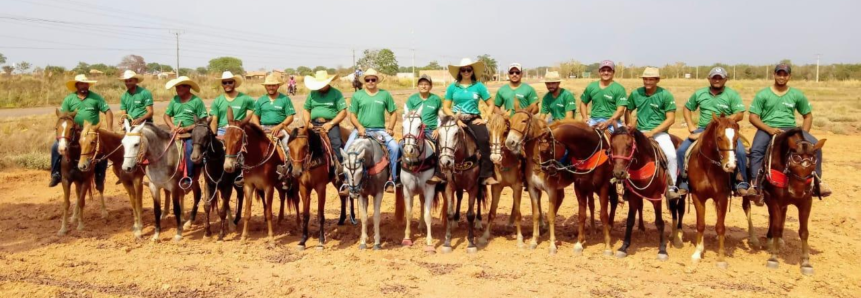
[0,128,859,298]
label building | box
[245,71,267,80]
[418,70,450,86]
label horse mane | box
[306,128,325,156]
[773,128,806,166]
[486,113,508,134]
[243,122,267,139]
[142,122,171,140]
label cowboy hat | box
[543,71,562,83]
[165,76,201,93]
[641,67,660,78]
[261,73,283,86]
[118,70,145,83]
[220,71,243,88]
[448,58,485,79]
[360,68,385,82]
[65,74,97,91]
[304,70,339,91]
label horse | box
[286,125,353,250]
[686,114,756,268]
[55,110,105,235]
[399,109,442,252]
[189,116,248,240]
[609,127,686,260]
[222,108,298,243]
[506,112,617,255]
[78,121,146,239]
[437,114,485,254]
[340,136,390,250]
[760,128,825,275]
[121,120,202,242]
[352,75,363,91]
[483,112,552,247]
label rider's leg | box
[184,138,194,177]
[654,133,678,185]
[749,129,771,188]
[279,129,290,153]
[95,158,108,190]
[467,120,497,185]
[424,129,445,184]
[49,141,62,187]
[377,130,401,184]
[734,136,751,193]
[799,128,829,196]
[676,128,703,192]
[343,129,359,154]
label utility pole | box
[170,30,183,78]
[733,65,737,80]
[816,54,821,82]
[696,66,699,80]
[352,49,356,71]
[411,29,416,86]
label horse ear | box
[123,118,131,133]
[193,114,199,122]
[712,113,721,122]
[340,148,348,160]
[416,105,423,115]
[502,112,510,121]
[70,111,78,119]
[93,121,101,130]
[290,127,298,139]
[813,139,827,151]
[56,108,61,117]
[788,138,799,151]
[226,106,235,124]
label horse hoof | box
[402,239,413,247]
[615,251,627,259]
[767,260,779,269]
[657,253,669,261]
[373,244,381,251]
[296,245,306,251]
[673,239,684,249]
[716,261,728,269]
[151,234,160,242]
[183,221,193,230]
[801,265,814,276]
[466,247,478,254]
[441,246,453,254]
[549,247,557,255]
[100,211,109,219]
[424,245,435,254]
[173,235,182,242]
[316,245,325,251]
[604,249,613,256]
[57,229,67,236]
[517,242,525,249]
[358,244,367,250]
[528,243,538,250]
[477,237,488,245]
[228,222,237,232]
[76,224,85,231]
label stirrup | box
[384,180,396,193]
[178,177,193,190]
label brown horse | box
[760,128,825,275]
[506,111,617,255]
[78,121,146,239]
[437,114,485,253]
[687,114,755,268]
[287,125,352,250]
[55,110,104,235]
[610,127,685,260]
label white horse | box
[399,107,440,253]
[340,137,390,250]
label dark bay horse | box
[506,112,616,255]
[189,116,248,240]
[761,128,826,275]
[78,121,145,239]
[55,110,104,235]
[437,114,485,254]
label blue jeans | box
[677,128,747,191]
[216,127,227,136]
[749,128,822,184]
[587,117,622,134]
[182,138,194,177]
[51,141,108,185]
[345,129,400,181]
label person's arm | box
[104,110,114,131]
[251,114,261,126]
[281,115,295,128]
[566,111,575,119]
[683,108,696,133]
[492,91,504,115]
[209,115,219,133]
[801,113,813,132]
[749,114,779,135]
[526,102,539,114]
[443,100,466,128]
[330,110,347,125]
[164,114,175,131]
[117,110,128,126]
[647,111,676,138]
[303,109,312,128]
[136,106,154,125]
[242,110,254,125]
[730,112,745,123]
[625,109,636,128]
[386,110,398,135]
[578,101,589,121]
[349,113,365,136]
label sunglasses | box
[222,80,235,85]
[365,78,377,83]
[509,71,521,75]
[460,68,473,73]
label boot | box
[49,172,61,187]
[666,186,681,200]
[427,172,445,184]
[814,179,832,198]
[482,177,499,185]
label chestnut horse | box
[760,128,826,275]
[506,111,617,255]
[55,111,104,235]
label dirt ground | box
[0,128,859,298]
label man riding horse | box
[402,74,445,184]
[210,71,255,137]
[250,73,296,184]
[116,70,154,126]
[540,71,576,123]
[164,76,208,179]
[303,70,347,181]
[49,74,112,189]
[493,63,539,116]
[581,60,628,133]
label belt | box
[313,118,330,123]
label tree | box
[159,64,174,73]
[356,48,399,75]
[15,61,31,74]
[72,62,90,74]
[0,53,6,64]
[559,60,584,78]
[179,68,193,76]
[327,68,336,75]
[357,49,378,70]
[2,66,13,76]
[476,54,497,81]
[195,67,208,75]
[423,61,442,70]
[207,57,244,74]
[313,66,327,72]
[45,65,66,77]
[284,68,296,75]
[118,54,146,73]
[296,66,313,76]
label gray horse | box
[400,109,440,253]
[340,136,390,250]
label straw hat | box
[165,76,201,93]
[543,71,562,83]
[261,73,283,86]
[361,68,385,82]
[304,70,339,91]
[118,70,145,83]
[448,58,485,79]
[220,71,243,88]
[641,67,660,78]
[65,74,97,91]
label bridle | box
[507,110,543,153]
[437,120,464,163]
[697,124,737,167]
[402,113,427,160]
[488,118,510,160]
[786,146,817,182]
[287,131,313,172]
[223,124,276,170]
[342,150,367,196]
[79,128,123,165]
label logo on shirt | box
[473,93,479,100]
[374,100,385,105]
[716,104,729,109]
[782,102,795,108]
[134,101,142,104]
[515,94,525,99]
[556,103,564,107]
[323,102,334,106]
[183,109,194,114]
[274,105,282,109]
[650,103,660,108]
[604,94,613,100]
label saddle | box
[402,139,438,173]
[650,139,669,171]
[681,139,699,179]
[363,135,391,175]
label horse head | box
[609,126,637,180]
[288,126,310,178]
[121,118,145,172]
[437,114,462,170]
[709,113,741,173]
[77,120,101,171]
[190,115,211,164]
[55,109,78,156]
[340,140,369,197]
[222,107,244,173]
[402,106,425,159]
[505,110,539,155]
[784,130,826,197]
[487,111,510,164]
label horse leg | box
[655,200,668,260]
[527,186,542,250]
[616,196,638,258]
[442,183,455,253]
[74,181,87,231]
[538,194,548,231]
[766,198,781,269]
[132,179,145,240]
[97,182,108,219]
[316,184,327,249]
[546,187,560,254]
[278,188,286,225]
[172,190,184,242]
[162,189,171,221]
[337,182,348,225]
[669,198,683,248]
[480,184,504,245]
[573,187,588,255]
[589,192,597,234]
[453,189,463,228]
[150,184,162,242]
[715,196,729,269]
[798,199,814,275]
[358,196,369,250]
[218,185,231,241]
[609,191,619,229]
[474,186,483,230]
[232,184,245,229]
[184,182,202,230]
[743,198,760,248]
[465,188,477,253]
[511,183,525,248]
[264,187,275,244]
[690,194,706,263]
[637,201,646,237]
[600,186,613,255]
[373,192,384,250]
[298,184,311,249]
[422,183,435,252]
[202,182,215,238]
[240,185,254,242]
[58,181,71,235]
[402,184,415,247]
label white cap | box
[508,63,522,71]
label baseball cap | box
[417,74,432,85]
[708,67,728,79]
[599,60,615,71]
[508,63,522,71]
[774,63,792,74]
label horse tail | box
[394,187,405,224]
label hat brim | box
[66,80,97,91]
[222,75,243,88]
[542,79,562,83]
[360,73,385,83]
[166,79,201,93]
[261,82,284,86]
[448,61,486,80]
[304,74,339,91]
[118,74,145,83]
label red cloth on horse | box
[572,150,609,171]
[768,169,812,188]
[628,161,656,180]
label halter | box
[342,151,368,196]
[223,125,277,170]
[697,125,737,167]
[402,113,427,159]
[508,110,546,152]
[438,120,477,172]
[55,117,79,143]
[79,129,124,165]
[287,132,315,172]
[609,133,665,201]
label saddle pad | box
[649,139,669,171]
[682,139,699,178]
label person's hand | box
[358,127,366,136]
[321,122,333,133]
[472,118,486,125]
[386,128,394,136]
[644,130,655,138]
[131,118,143,126]
[171,126,182,133]
[431,129,439,140]
[689,132,702,140]
[769,128,784,136]
[688,126,698,134]
[456,120,467,128]
[271,124,283,134]
[596,121,610,130]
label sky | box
[1,0,859,72]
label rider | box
[288,75,297,93]
[676,67,753,197]
[748,63,831,199]
[163,76,207,180]
[540,71,577,122]
[624,67,682,199]
[49,74,112,188]
[402,74,445,184]
[494,63,538,116]
[343,68,401,193]
[303,70,347,180]
[117,70,153,126]
[442,58,499,186]
[210,71,255,137]
[580,60,628,133]
[251,73,296,178]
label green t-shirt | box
[444,82,491,115]
[581,81,628,119]
[210,92,255,128]
[685,87,746,128]
[349,89,396,129]
[541,88,577,121]
[59,91,110,126]
[405,93,443,130]
[749,87,812,128]
[165,95,207,127]
[626,87,677,132]
[254,93,296,125]
[119,86,153,120]
[494,84,538,116]
[303,88,347,120]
